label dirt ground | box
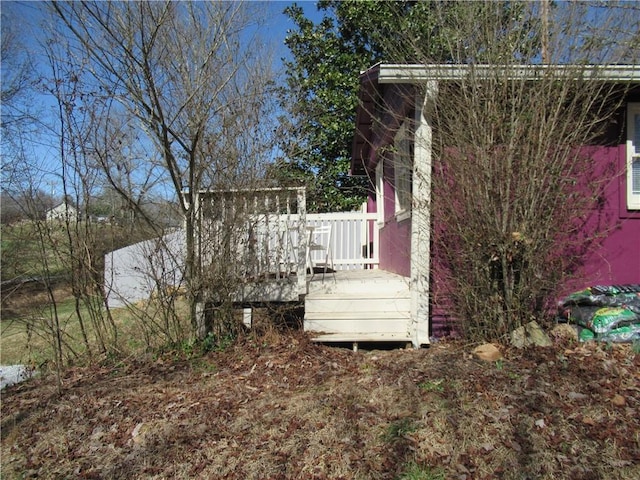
[2,330,639,480]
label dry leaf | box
[582,416,595,426]
[473,343,502,361]
[612,394,626,407]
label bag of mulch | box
[558,284,640,313]
[598,324,640,343]
[566,306,637,333]
[558,285,640,343]
[580,323,640,343]
[561,305,597,326]
[590,307,639,334]
[578,327,596,342]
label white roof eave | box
[374,63,640,84]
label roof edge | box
[375,63,640,84]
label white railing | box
[195,188,379,295]
[284,211,379,270]
[195,188,307,295]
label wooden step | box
[304,310,411,321]
[304,316,411,335]
[308,282,409,296]
[307,289,410,299]
[311,332,413,343]
[303,269,413,345]
[307,271,409,295]
[305,297,411,314]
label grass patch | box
[1,221,158,283]
[1,296,95,364]
[0,318,36,365]
[1,223,69,281]
[0,288,256,367]
[398,462,446,480]
[0,292,195,365]
[418,379,445,393]
[383,418,418,443]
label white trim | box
[410,81,437,347]
[627,103,640,210]
[375,64,640,84]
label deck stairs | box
[304,269,412,344]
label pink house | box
[351,64,640,337]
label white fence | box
[104,229,186,308]
[195,189,380,278]
[195,188,308,298]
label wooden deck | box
[192,188,419,346]
[304,269,413,345]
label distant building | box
[46,202,79,223]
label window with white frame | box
[375,160,385,225]
[627,103,640,210]
[394,121,413,221]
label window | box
[375,160,385,225]
[394,121,413,221]
[627,103,640,210]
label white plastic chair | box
[307,224,334,282]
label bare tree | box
[50,1,279,340]
[2,9,194,373]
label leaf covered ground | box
[2,331,639,480]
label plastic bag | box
[557,285,640,343]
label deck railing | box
[289,211,380,270]
[105,188,380,306]
[194,187,307,296]
[194,187,379,298]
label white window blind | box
[627,103,640,210]
[394,122,412,221]
[376,160,385,225]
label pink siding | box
[427,144,640,337]
[360,89,639,337]
[369,160,412,277]
[564,145,640,292]
[370,142,640,336]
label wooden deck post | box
[243,307,252,329]
[296,188,307,296]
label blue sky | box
[3,1,325,69]
[2,1,327,198]
[267,1,325,59]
